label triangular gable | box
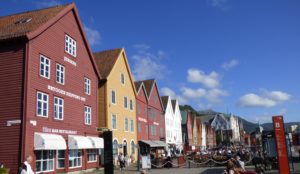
[135,81,149,102]
[107,49,137,97]
[26,3,101,80]
[149,80,165,111]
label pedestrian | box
[118,152,125,170]
[140,170,147,174]
[20,155,34,174]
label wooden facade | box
[0,4,101,173]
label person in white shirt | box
[20,155,34,174]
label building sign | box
[42,126,77,135]
[138,117,147,123]
[272,116,290,174]
[153,122,159,126]
[48,85,86,102]
[64,56,77,66]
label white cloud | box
[180,87,228,103]
[238,90,291,108]
[206,88,229,103]
[132,44,168,80]
[208,0,228,10]
[161,87,188,105]
[264,90,291,102]
[222,59,239,70]
[84,25,101,46]
[35,0,61,8]
[187,69,220,88]
[181,87,206,99]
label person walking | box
[20,155,34,174]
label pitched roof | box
[161,96,169,109]
[93,48,123,79]
[142,79,155,97]
[171,100,177,112]
[0,4,69,40]
[134,81,143,93]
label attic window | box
[15,17,32,24]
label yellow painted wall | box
[98,51,137,160]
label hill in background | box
[179,105,300,133]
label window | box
[36,150,54,173]
[84,78,91,95]
[54,97,64,120]
[125,118,128,131]
[113,140,118,157]
[69,150,82,168]
[131,141,135,155]
[150,125,157,136]
[120,73,125,85]
[112,114,117,129]
[160,128,163,137]
[111,90,116,104]
[137,103,141,114]
[154,96,157,103]
[87,149,97,162]
[40,55,50,79]
[57,150,65,169]
[145,125,148,135]
[130,99,133,111]
[124,97,128,109]
[130,119,134,132]
[56,64,65,84]
[37,92,48,117]
[138,122,141,132]
[84,106,92,125]
[65,35,76,57]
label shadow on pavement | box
[200,168,225,174]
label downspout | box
[21,40,29,163]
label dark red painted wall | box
[136,86,148,140]
[24,10,98,173]
[0,39,26,174]
[187,113,193,145]
[147,83,164,141]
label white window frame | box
[37,91,48,117]
[56,63,65,85]
[39,55,50,79]
[84,106,92,125]
[130,99,133,111]
[56,150,65,169]
[54,96,64,120]
[87,149,97,163]
[112,114,117,130]
[130,119,134,132]
[124,96,128,109]
[69,149,82,168]
[120,72,125,85]
[111,90,116,105]
[84,77,91,95]
[130,140,135,155]
[124,117,129,132]
[35,150,54,173]
[65,34,77,57]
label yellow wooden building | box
[94,48,137,159]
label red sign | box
[272,116,290,174]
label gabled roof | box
[0,4,68,40]
[134,81,143,92]
[94,48,123,79]
[143,79,155,97]
[94,48,137,96]
[171,100,177,112]
[134,81,149,99]
[161,96,169,110]
[0,3,102,81]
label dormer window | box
[65,35,76,57]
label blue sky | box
[1,0,300,123]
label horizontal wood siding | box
[0,40,25,174]
[24,10,99,173]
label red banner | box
[272,116,290,174]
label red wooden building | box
[180,110,195,152]
[135,79,166,154]
[0,3,103,173]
